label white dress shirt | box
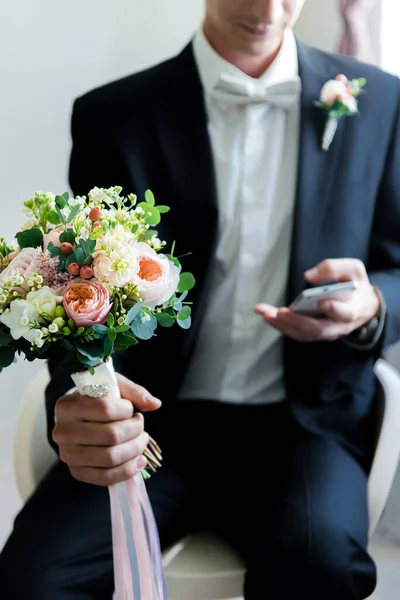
[178,29,300,404]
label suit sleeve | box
[45,96,128,452]
[367,77,400,352]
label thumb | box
[116,372,162,412]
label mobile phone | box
[289,281,358,318]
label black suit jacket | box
[46,40,400,459]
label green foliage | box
[16,228,43,250]
[59,229,76,245]
[155,312,175,327]
[0,346,16,368]
[130,310,158,340]
[178,272,196,293]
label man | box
[1,1,400,598]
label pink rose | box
[131,242,180,308]
[320,80,347,105]
[63,279,112,327]
[341,94,358,113]
[0,247,36,286]
[43,226,66,250]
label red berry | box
[60,242,74,255]
[89,207,102,222]
[92,221,101,229]
[336,74,348,84]
[80,266,94,279]
[67,262,80,276]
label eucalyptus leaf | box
[107,313,115,327]
[155,312,175,328]
[47,241,61,257]
[177,316,192,330]
[16,228,44,250]
[115,334,138,347]
[59,228,76,245]
[166,254,181,269]
[47,210,61,225]
[114,324,131,333]
[55,195,67,209]
[156,205,170,214]
[104,337,114,356]
[125,302,143,325]
[93,324,108,334]
[145,189,155,206]
[56,205,66,225]
[137,202,161,226]
[67,204,81,224]
[131,312,157,340]
[178,272,196,293]
[178,306,191,321]
[108,327,117,342]
[62,191,70,202]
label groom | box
[2,1,400,598]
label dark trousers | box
[0,401,376,599]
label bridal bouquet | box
[0,186,195,599]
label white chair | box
[13,359,400,600]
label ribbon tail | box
[322,117,339,151]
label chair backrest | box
[13,367,56,501]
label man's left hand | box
[254,259,381,342]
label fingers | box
[69,455,148,487]
[317,299,357,323]
[116,373,162,412]
[55,391,134,424]
[305,258,367,284]
[59,431,150,468]
[53,412,145,447]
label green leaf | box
[178,272,196,293]
[108,327,117,342]
[74,247,86,265]
[0,346,15,368]
[145,189,155,206]
[179,291,188,302]
[0,333,13,347]
[92,324,108,334]
[47,241,61,257]
[67,204,81,224]
[130,311,157,340]
[88,365,95,376]
[107,313,115,327]
[59,228,76,245]
[178,306,191,321]
[155,312,175,328]
[114,324,131,333]
[55,195,67,209]
[156,205,170,214]
[166,254,181,269]
[125,302,143,325]
[62,192,70,202]
[177,316,192,330]
[78,238,96,255]
[114,334,138,349]
[46,210,61,225]
[104,337,114,356]
[137,202,161,226]
[57,255,67,271]
[65,252,77,268]
[77,345,102,361]
[56,205,66,225]
[16,228,44,250]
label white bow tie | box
[211,73,302,109]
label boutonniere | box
[315,74,366,151]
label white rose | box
[26,286,63,318]
[0,299,41,342]
[93,245,139,287]
[132,242,180,308]
[320,80,347,105]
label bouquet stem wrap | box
[71,361,167,600]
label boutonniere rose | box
[315,74,366,151]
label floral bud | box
[62,326,72,335]
[54,305,66,318]
[60,242,74,255]
[53,317,65,329]
[89,207,102,221]
[67,262,80,276]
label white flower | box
[96,225,135,251]
[48,323,58,333]
[320,80,347,105]
[35,338,44,348]
[151,236,162,250]
[93,245,139,287]
[341,94,358,113]
[131,242,180,308]
[26,286,63,319]
[0,299,41,342]
[89,187,115,204]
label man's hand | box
[53,373,162,486]
[254,259,381,342]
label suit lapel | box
[154,44,218,344]
[288,42,346,301]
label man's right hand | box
[52,373,162,486]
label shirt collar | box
[193,27,299,95]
